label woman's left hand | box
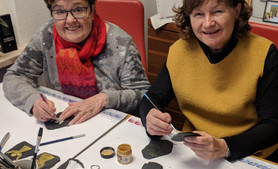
[59,93,108,125]
[183,131,228,160]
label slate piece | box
[44,112,74,130]
[5,141,35,161]
[171,132,200,142]
[142,162,163,169]
[142,139,173,159]
[36,152,60,169]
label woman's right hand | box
[32,97,56,122]
[146,108,173,136]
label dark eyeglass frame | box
[51,7,89,20]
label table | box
[0,46,25,69]
[0,83,277,169]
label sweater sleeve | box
[103,40,150,116]
[224,44,278,161]
[140,63,175,132]
[3,29,46,115]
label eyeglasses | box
[51,7,89,20]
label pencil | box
[40,134,86,146]
[31,127,43,169]
[143,93,178,132]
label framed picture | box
[245,0,252,5]
[263,0,278,24]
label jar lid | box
[100,147,115,159]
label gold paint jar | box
[117,144,132,164]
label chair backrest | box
[95,0,147,71]
[249,22,278,47]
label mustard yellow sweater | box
[167,33,272,138]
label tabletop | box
[0,83,277,169]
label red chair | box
[95,0,147,71]
[249,22,278,47]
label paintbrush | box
[40,134,85,146]
[40,93,63,124]
[31,127,43,169]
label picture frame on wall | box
[245,0,252,5]
[263,0,278,24]
[0,14,18,53]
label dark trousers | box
[266,149,278,163]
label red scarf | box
[54,14,106,99]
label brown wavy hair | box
[44,0,96,11]
[173,0,252,40]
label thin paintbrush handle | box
[31,152,37,169]
[40,93,47,102]
[31,127,43,169]
[143,93,159,110]
[40,134,85,146]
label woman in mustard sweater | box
[140,0,278,162]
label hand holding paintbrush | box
[143,93,179,136]
[143,93,200,141]
[32,93,57,122]
[39,93,62,124]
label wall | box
[141,0,157,22]
[140,0,157,56]
[0,0,156,50]
[252,0,267,18]
[0,0,51,47]
[0,0,268,52]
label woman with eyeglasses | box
[3,0,150,125]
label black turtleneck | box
[199,36,238,64]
